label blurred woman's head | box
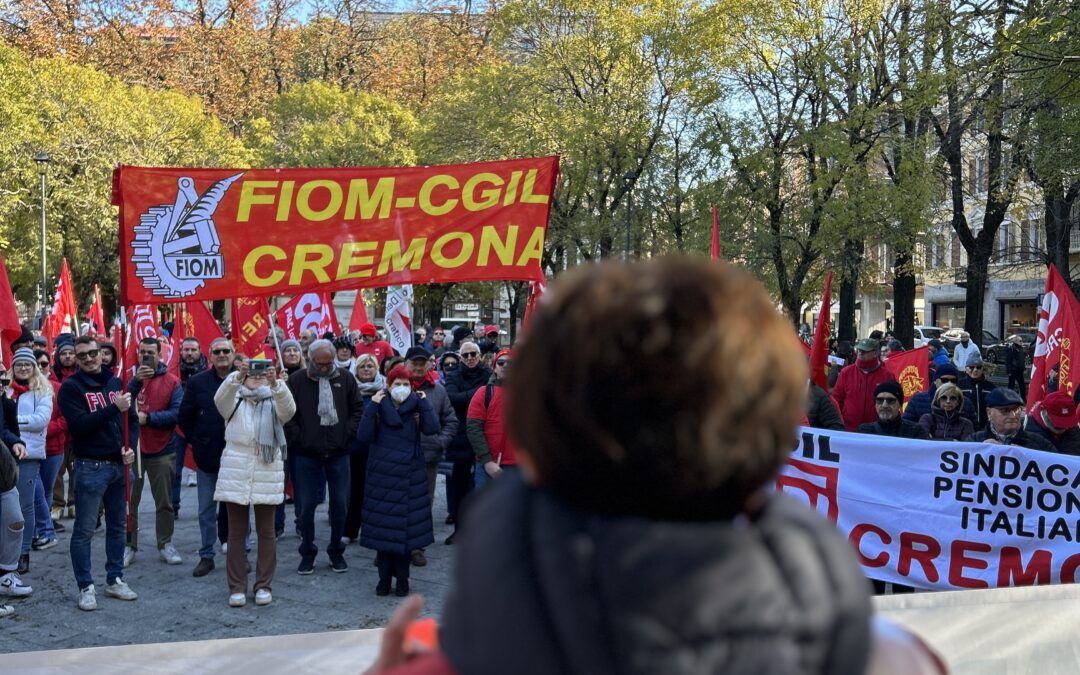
[355,354,379,382]
[508,258,807,522]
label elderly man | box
[403,345,456,566]
[1024,391,1080,455]
[298,329,316,358]
[832,338,898,431]
[857,382,929,439]
[285,339,363,575]
[966,388,1054,451]
[951,331,981,370]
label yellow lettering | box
[503,171,522,206]
[477,226,518,266]
[516,227,545,267]
[296,180,343,222]
[462,173,503,212]
[289,244,334,285]
[243,246,286,287]
[377,239,428,275]
[236,181,279,222]
[431,232,475,268]
[520,169,550,204]
[418,175,459,216]
[344,178,395,220]
[337,241,378,280]
[276,181,295,221]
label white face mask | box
[390,385,412,403]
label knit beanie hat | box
[874,380,904,403]
[280,339,301,352]
[11,347,37,367]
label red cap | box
[495,349,512,362]
[485,325,499,336]
[360,323,377,337]
[1041,391,1078,429]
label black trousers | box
[344,453,366,540]
[376,551,410,582]
[1008,370,1027,398]
[445,459,474,522]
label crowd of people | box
[0,320,511,615]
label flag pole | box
[119,312,133,534]
[269,309,284,370]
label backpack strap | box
[484,384,494,409]
[226,399,242,423]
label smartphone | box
[248,359,272,375]
[141,354,155,368]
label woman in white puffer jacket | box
[213,361,295,608]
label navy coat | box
[358,393,439,555]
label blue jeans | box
[34,453,65,540]
[70,458,128,589]
[15,459,41,553]
[474,462,517,491]
[294,454,349,560]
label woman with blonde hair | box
[6,348,53,575]
[918,382,974,441]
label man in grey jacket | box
[405,346,457,566]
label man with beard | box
[172,337,208,516]
[442,341,491,544]
[832,338,898,432]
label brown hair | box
[507,258,807,521]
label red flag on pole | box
[884,345,930,411]
[124,304,169,376]
[808,271,833,390]
[55,258,78,334]
[0,253,22,366]
[711,206,720,260]
[522,278,547,332]
[348,291,368,334]
[279,292,340,340]
[86,284,106,336]
[231,297,271,358]
[1028,264,1080,411]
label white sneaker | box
[221,542,227,554]
[0,572,32,597]
[0,604,13,617]
[123,546,136,567]
[103,578,138,601]
[78,585,97,611]
[159,544,183,565]
[229,593,246,607]
[254,588,272,606]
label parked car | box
[984,332,1037,365]
[941,329,999,356]
[913,326,945,348]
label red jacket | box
[832,360,897,431]
[129,367,182,455]
[45,379,67,457]
[466,382,518,465]
[356,340,396,365]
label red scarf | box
[9,380,29,400]
[411,370,438,390]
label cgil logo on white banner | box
[778,428,1080,591]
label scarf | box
[410,370,438,390]
[238,384,286,463]
[307,362,340,427]
[357,373,386,398]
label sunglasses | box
[968,365,983,370]
[875,397,899,404]
[212,349,233,355]
[75,350,100,361]
[461,352,480,358]
[941,395,959,402]
[939,377,957,383]
[495,359,510,366]
[37,361,49,369]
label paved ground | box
[0,473,455,654]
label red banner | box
[87,284,106,336]
[124,304,172,374]
[348,291,368,334]
[808,271,832,391]
[115,157,559,305]
[1028,264,1080,412]
[278,292,340,340]
[231,297,271,358]
[884,345,929,409]
[0,253,21,366]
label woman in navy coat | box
[358,365,439,596]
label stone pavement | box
[0,473,456,654]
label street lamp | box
[623,170,638,260]
[34,152,49,316]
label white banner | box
[779,428,1080,591]
[384,285,413,357]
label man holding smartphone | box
[124,337,184,567]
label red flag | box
[54,258,77,333]
[885,345,930,410]
[711,206,720,260]
[279,292,340,340]
[231,296,271,358]
[1028,265,1080,411]
[348,291,368,334]
[167,303,224,377]
[124,304,172,376]
[808,271,833,390]
[86,284,106,336]
[522,278,547,332]
[0,253,22,366]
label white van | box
[913,326,944,348]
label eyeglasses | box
[995,407,1024,416]
[461,352,480,358]
[211,349,233,355]
[874,397,899,405]
[433,333,444,337]
[941,395,959,402]
[37,361,50,369]
[968,366,983,371]
[75,350,100,361]
[12,362,34,369]
[495,359,510,366]
[939,377,957,383]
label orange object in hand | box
[404,618,439,654]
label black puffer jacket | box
[443,363,491,462]
[441,478,872,675]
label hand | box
[266,367,278,388]
[121,448,135,465]
[11,443,27,460]
[114,392,132,412]
[135,365,154,381]
[372,390,386,404]
[238,361,249,381]
[361,594,426,675]
[484,461,502,478]
[137,411,148,425]
[416,390,426,400]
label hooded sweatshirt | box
[58,367,138,463]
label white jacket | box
[15,388,53,461]
[952,342,981,369]
[213,373,296,506]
